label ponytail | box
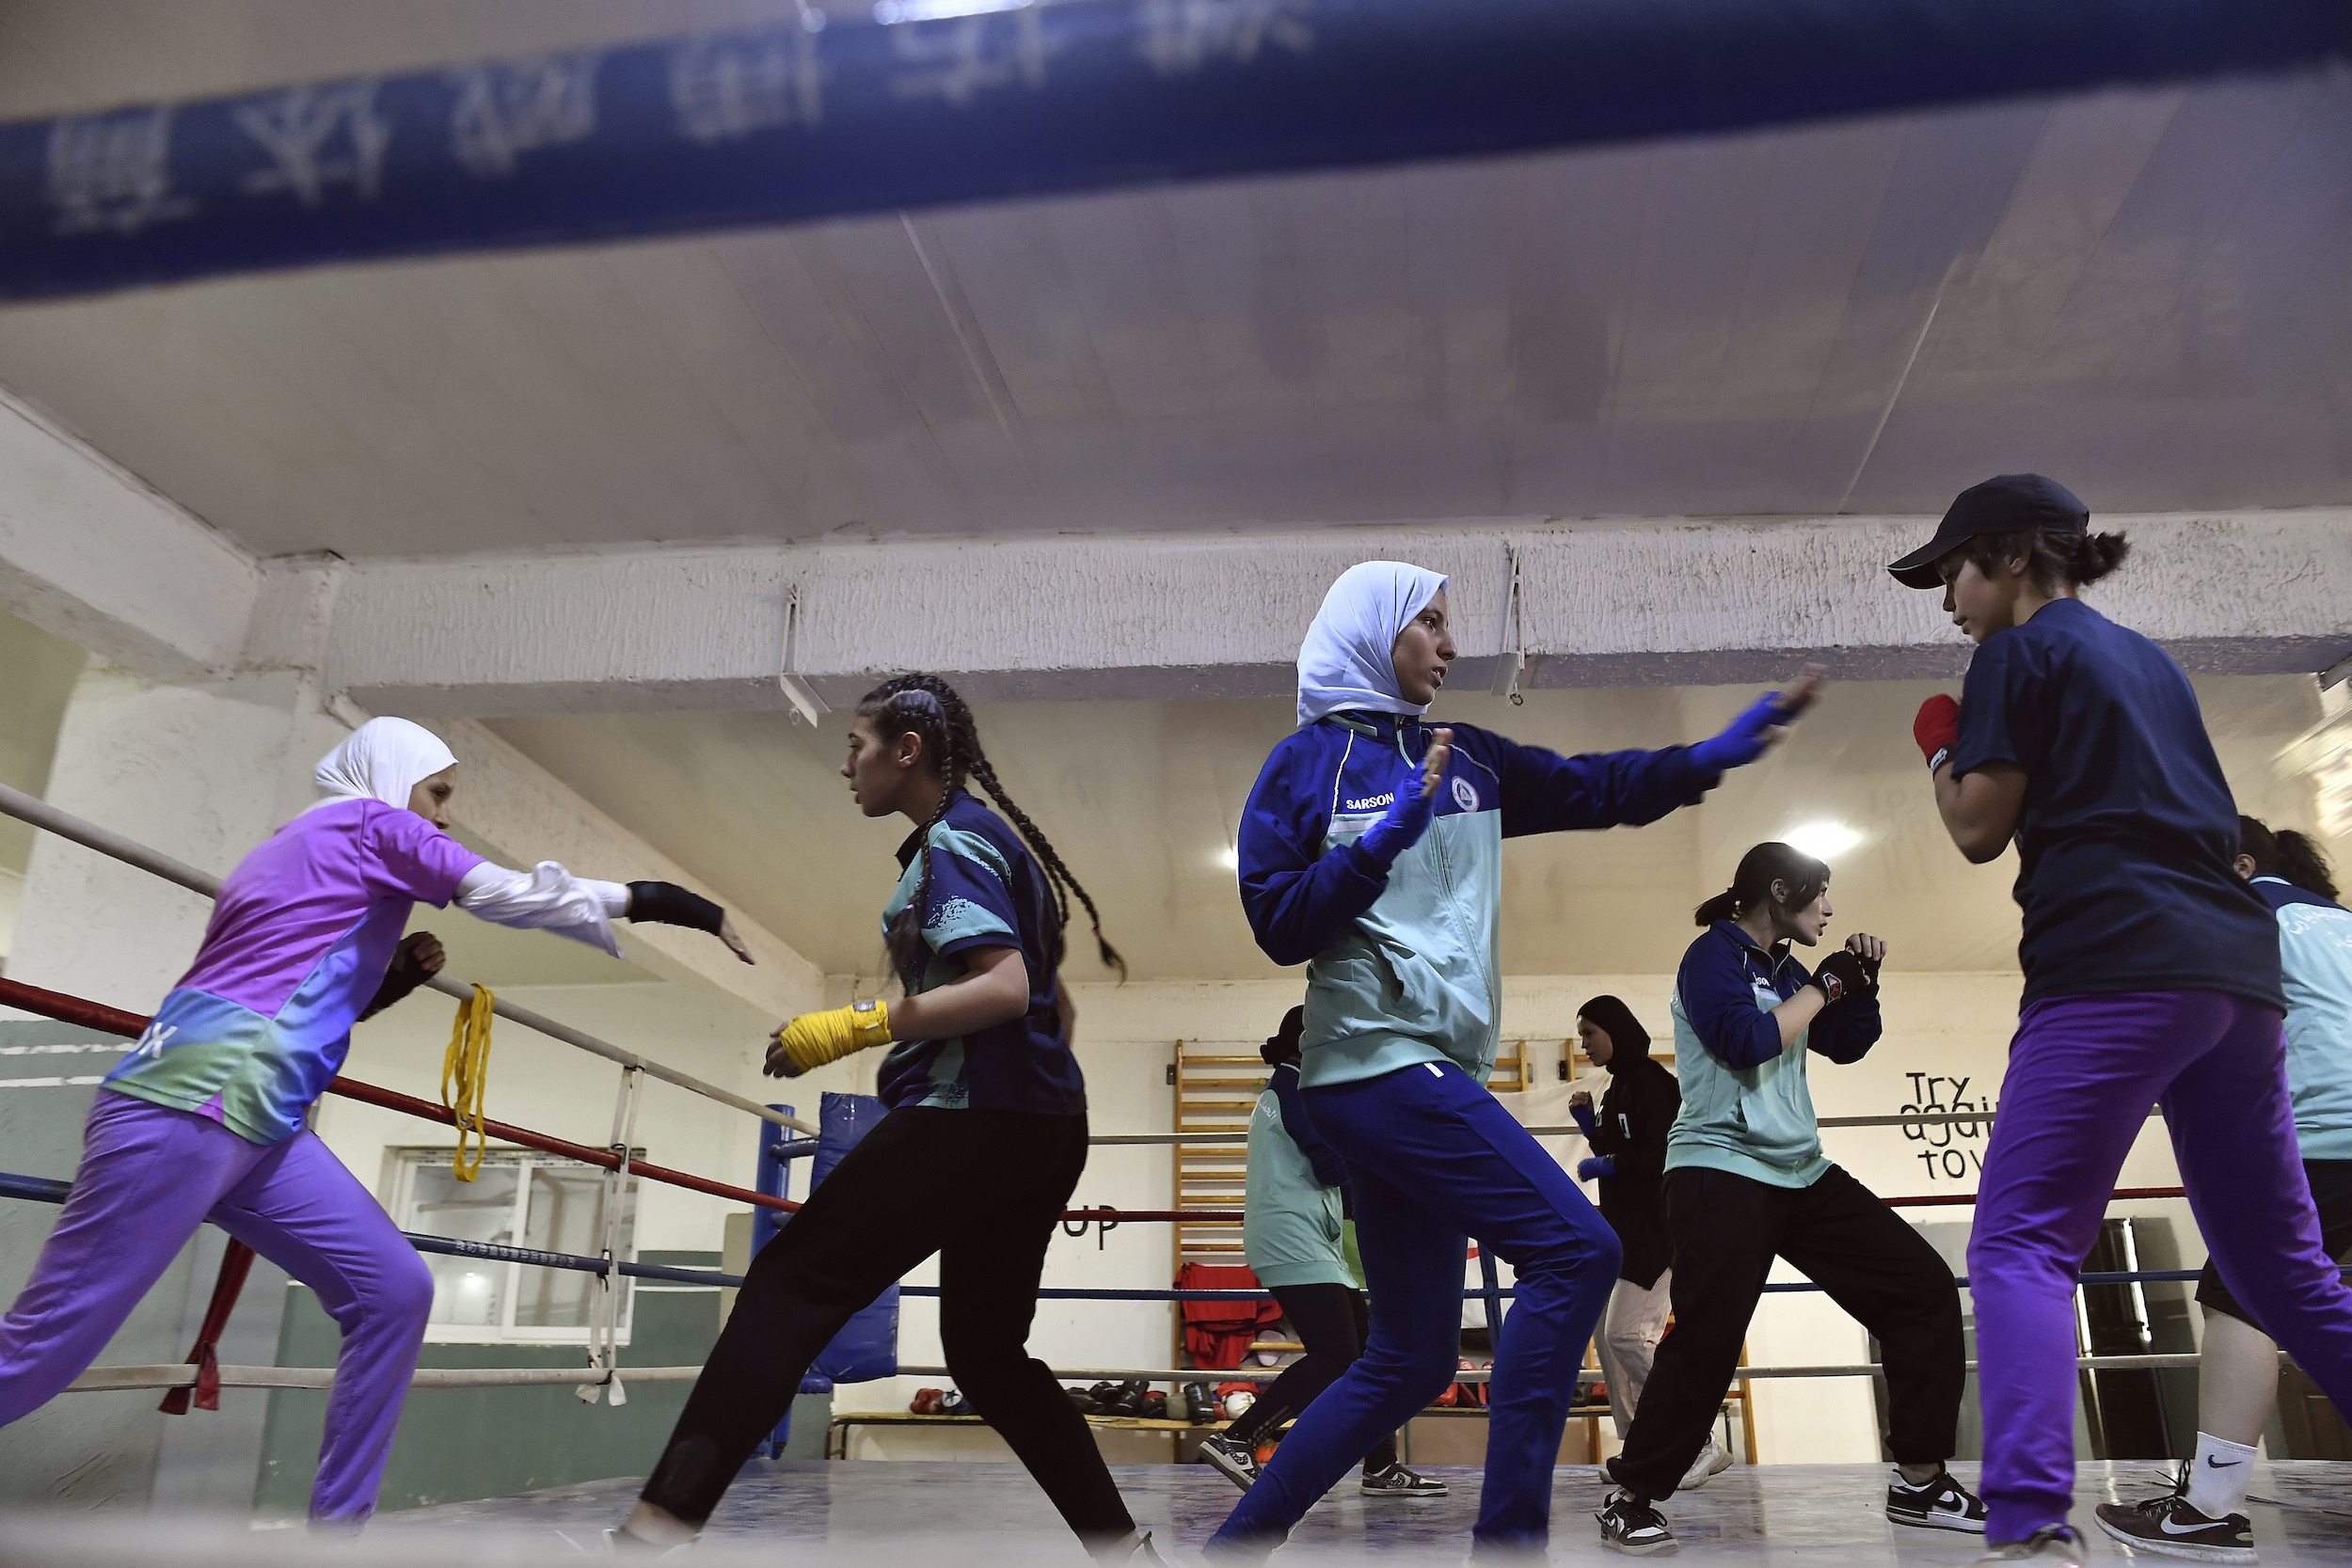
[2277,832,2341,901]
[1693,887,1742,926]
[1694,841,1833,927]
[2239,815,2340,899]
[1963,528,2131,593]
[857,673,1128,989]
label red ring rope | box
[0,974,2180,1222]
[0,974,802,1214]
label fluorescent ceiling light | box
[1215,846,1240,871]
[874,0,1026,23]
[1784,820,1863,861]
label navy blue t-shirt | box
[1950,597,2280,1010]
[875,791,1088,1116]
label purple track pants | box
[0,1090,433,1525]
[1970,990,2352,1543]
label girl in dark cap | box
[1567,997,1680,1450]
[1894,476,2352,1565]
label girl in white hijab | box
[0,717,747,1529]
[1212,562,1820,1560]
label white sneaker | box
[601,1527,695,1557]
[1677,1438,1732,1491]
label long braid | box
[965,752,1126,980]
[857,672,1126,983]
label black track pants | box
[1224,1282,1400,1471]
[1606,1164,1964,1501]
[641,1107,1134,1544]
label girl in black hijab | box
[1569,996,1685,1458]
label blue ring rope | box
[3,0,2347,302]
[8,1168,2328,1302]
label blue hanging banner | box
[1,0,2346,303]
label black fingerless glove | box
[626,880,726,935]
[1810,949,1873,1006]
[360,933,435,1021]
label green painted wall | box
[256,1253,726,1513]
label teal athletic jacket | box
[1666,920,1882,1189]
[1245,1060,1358,1288]
[1237,711,1717,1088]
[2253,876,2352,1163]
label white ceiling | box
[0,7,2348,557]
[485,673,2335,984]
[2,8,2343,990]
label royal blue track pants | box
[1209,1060,1620,1555]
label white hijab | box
[306,718,457,815]
[1295,561,1450,727]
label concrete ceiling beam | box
[0,387,259,682]
[325,513,2352,716]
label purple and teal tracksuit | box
[1952,599,2352,1541]
[1213,711,1719,1555]
[0,800,482,1524]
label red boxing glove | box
[1914,695,1960,774]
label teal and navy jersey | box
[1666,921,1881,1189]
[2253,877,2352,1162]
[1951,597,2281,1010]
[876,790,1086,1116]
[1236,711,1714,1087]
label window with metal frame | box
[387,1147,640,1346]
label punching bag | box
[799,1091,899,1393]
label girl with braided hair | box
[618,675,1161,1563]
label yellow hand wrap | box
[773,999,893,1076]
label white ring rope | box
[0,780,813,1137]
[63,1351,2262,1396]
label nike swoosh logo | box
[2204,1456,2243,1468]
[2159,1517,2223,1536]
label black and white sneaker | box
[2094,1464,2255,1563]
[1975,1525,2085,1564]
[1597,1488,1677,1556]
[1197,1431,1262,1492]
[1359,1462,1447,1497]
[1887,1465,1989,1533]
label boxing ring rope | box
[0,1168,2289,1396]
[44,1354,2281,1397]
[0,791,2268,1405]
[0,782,814,1139]
[1095,1109,2146,1144]
[0,0,2346,303]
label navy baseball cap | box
[1887,474,2090,589]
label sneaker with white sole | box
[1197,1431,1262,1492]
[1976,1525,2086,1564]
[2094,1464,2255,1563]
[1360,1462,1448,1497]
[1677,1437,1732,1492]
[1092,1528,1168,1565]
[1597,1488,1678,1556]
[600,1527,695,1557]
[1886,1465,1989,1533]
